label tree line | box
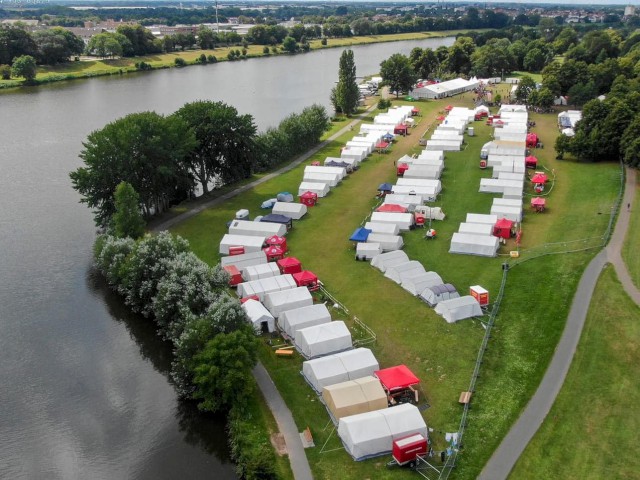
[69,101,330,228]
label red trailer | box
[223,265,243,287]
[277,257,302,274]
[392,433,429,467]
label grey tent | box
[419,283,460,306]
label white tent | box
[365,221,400,235]
[219,234,267,255]
[479,178,524,194]
[242,262,281,281]
[302,348,379,393]
[356,242,382,261]
[419,283,460,306]
[382,195,424,209]
[272,202,307,220]
[449,233,500,257]
[426,140,461,151]
[492,163,525,177]
[220,250,267,270]
[435,122,465,134]
[402,271,444,296]
[406,157,444,171]
[370,212,414,231]
[367,233,404,252]
[396,178,442,194]
[371,250,410,273]
[466,213,498,225]
[302,172,341,187]
[298,182,330,197]
[229,220,287,238]
[236,274,297,301]
[503,187,524,200]
[341,147,368,162]
[304,165,347,180]
[295,321,352,359]
[322,376,387,422]
[414,206,446,221]
[497,172,526,183]
[279,303,332,338]
[434,295,483,323]
[490,205,523,222]
[384,261,425,284]
[493,198,523,208]
[346,140,374,155]
[391,185,439,201]
[458,222,493,236]
[417,150,444,162]
[241,299,275,333]
[430,131,463,142]
[264,286,313,318]
[337,404,428,461]
[325,156,358,169]
[499,104,528,113]
[402,166,441,179]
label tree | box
[514,75,537,104]
[380,53,416,98]
[116,24,160,56]
[70,112,196,226]
[0,27,38,65]
[191,326,259,412]
[197,25,215,50]
[445,37,474,75]
[282,36,297,53]
[112,181,145,239]
[86,33,124,58]
[33,28,83,64]
[331,49,359,115]
[173,101,257,192]
[523,48,546,72]
[471,38,514,77]
[10,55,36,82]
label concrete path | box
[479,166,639,480]
[253,363,313,480]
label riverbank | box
[167,95,621,478]
[0,29,471,91]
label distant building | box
[625,5,636,17]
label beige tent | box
[322,376,387,421]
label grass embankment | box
[0,28,467,90]
[622,173,640,288]
[170,96,620,479]
[509,265,640,479]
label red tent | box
[240,295,260,303]
[436,115,445,121]
[277,256,302,274]
[525,156,538,169]
[376,203,408,213]
[374,365,420,392]
[263,245,284,261]
[299,191,318,207]
[493,217,514,239]
[266,235,287,252]
[394,124,408,136]
[526,133,538,148]
[411,108,420,116]
[444,105,453,111]
[376,141,390,153]
[531,172,548,184]
[293,270,319,291]
[396,163,409,176]
[531,197,546,212]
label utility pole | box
[215,0,219,34]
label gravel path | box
[479,166,638,480]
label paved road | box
[153,104,379,479]
[479,166,639,480]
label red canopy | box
[493,217,514,239]
[444,105,453,111]
[495,217,513,229]
[263,245,284,261]
[394,124,408,135]
[240,295,260,303]
[376,203,408,213]
[531,197,546,207]
[277,256,302,274]
[376,141,390,149]
[299,190,318,207]
[436,115,445,121]
[526,133,538,147]
[293,270,318,288]
[525,156,538,167]
[375,365,420,391]
[531,173,548,184]
[300,191,317,200]
[266,235,287,252]
[411,108,420,115]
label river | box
[0,36,453,479]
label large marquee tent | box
[241,299,275,333]
[228,219,287,238]
[434,296,483,323]
[271,202,307,220]
[278,303,332,338]
[419,283,460,306]
[322,376,387,422]
[219,234,266,255]
[302,348,379,393]
[449,233,500,257]
[236,274,297,301]
[371,250,410,273]
[264,286,313,318]
[295,321,353,359]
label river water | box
[0,36,453,479]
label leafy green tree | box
[553,27,578,54]
[282,36,297,53]
[197,25,216,50]
[94,234,136,287]
[191,325,259,412]
[116,24,160,56]
[112,181,145,239]
[0,27,38,65]
[331,49,359,115]
[567,81,597,107]
[445,36,474,75]
[380,53,416,98]
[471,38,514,77]
[10,55,36,82]
[514,75,537,104]
[86,32,124,58]
[0,64,10,79]
[173,100,257,190]
[33,28,84,64]
[523,48,545,72]
[70,112,196,226]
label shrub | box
[377,98,391,110]
[198,53,207,64]
[321,37,327,46]
[207,55,217,63]
[135,61,152,71]
[241,48,247,56]
[0,65,10,80]
[262,46,270,55]
[174,57,187,67]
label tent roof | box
[531,197,546,206]
[378,183,393,192]
[350,227,372,242]
[293,270,318,283]
[263,245,284,255]
[300,191,318,199]
[494,217,513,229]
[277,257,301,267]
[375,365,420,391]
[266,235,286,244]
[376,204,408,213]
[242,299,274,321]
[261,214,292,225]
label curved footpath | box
[153,104,378,480]
[479,167,639,480]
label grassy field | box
[622,173,640,288]
[508,265,640,479]
[0,28,475,90]
[170,94,621,479]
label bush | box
[377,98,391,110]
[241,48,247,56]
[228,406,277,480]
[135,61,152,71]
[321,37,327,46]
[207,55,216,63]
[198,53,207,64]
[0,65,10,80]
[301,43,310,52]
[174,57,187,67]
[262,46,270,55]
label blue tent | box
[349,227,371,242]
[382,133,395,142]
[277,192,294,202]
[378,183,393,192]
[261,198,277,209]
[261,214,293,230]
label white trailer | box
[403,166,441,179]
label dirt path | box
[479,166,638,480]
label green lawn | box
[509,265,640,479]
[622,173,640,288]
[170,95,621,479]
